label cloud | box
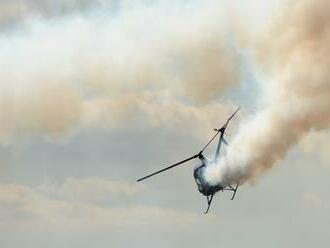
[0,0,241,143]
[37,177,147,204]
[301,192,323,208]
[0,179,213,233]
[0,0,118,29]
[300,131,330,166]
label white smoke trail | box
[205,0,330,186]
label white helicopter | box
[137,107,240,214]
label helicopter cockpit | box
[193,154,223,196]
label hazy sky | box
[0,0,329,247]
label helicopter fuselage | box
[193,162,223,196]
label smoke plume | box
[0,0,240,142]
[206,0,330,186]
[2,0,329,186]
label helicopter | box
[137,107,240,214]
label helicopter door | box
[193,165,205,193]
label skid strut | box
[224,182,239,200]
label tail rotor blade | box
[137,154,199,182]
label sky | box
[0,0,330,247]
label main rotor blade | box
[200,131,220,152]
[223,107,240,129]
[137,154,199,182]
[201,107,241,153]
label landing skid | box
[224,182,239,200]
[203,182,239,214]
[204,194,214,214]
